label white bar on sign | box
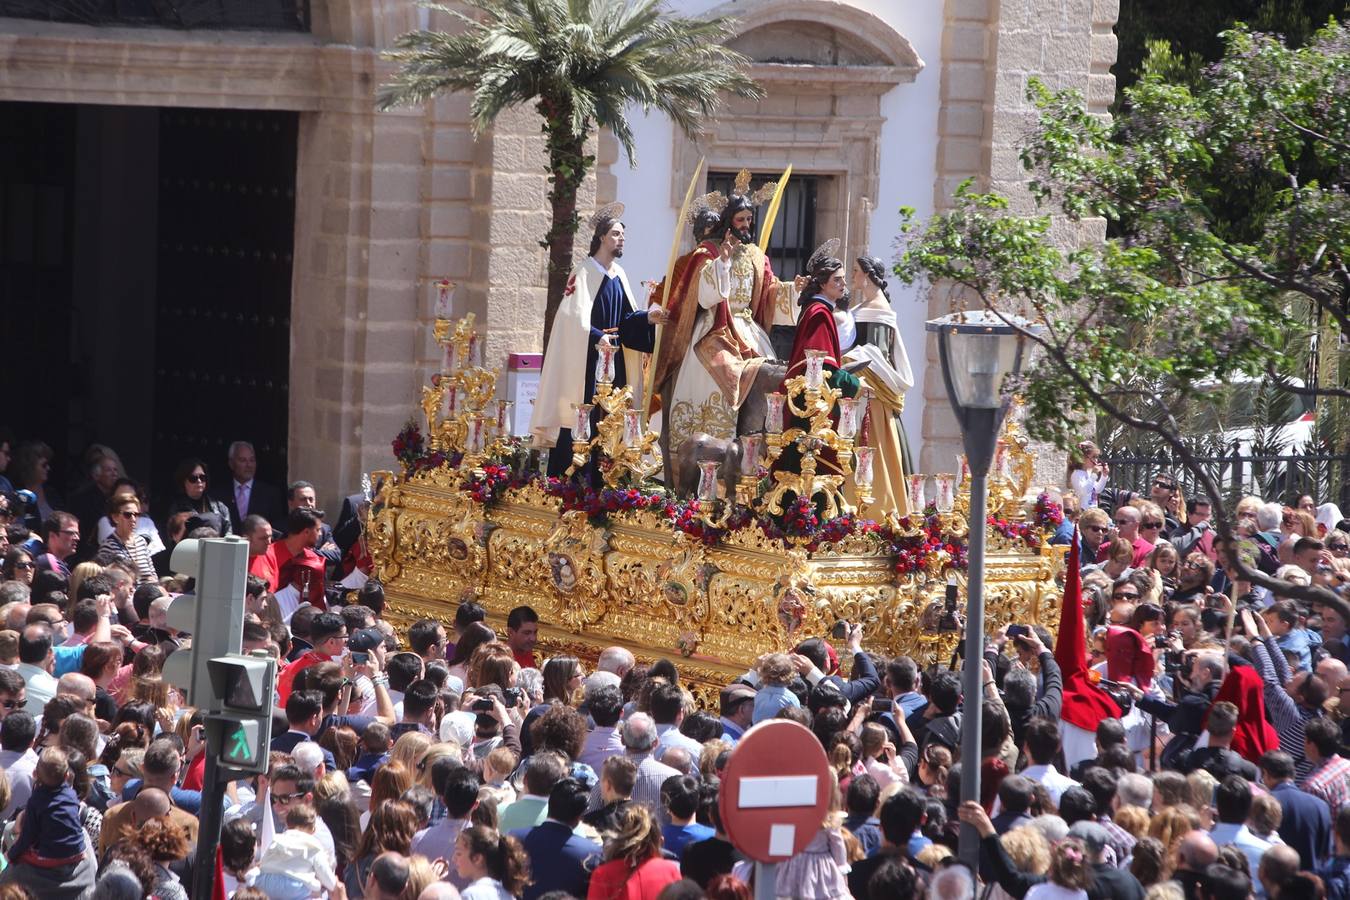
[768,824,796,857]
[738,775,819,808]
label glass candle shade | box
[908,474,927,512]
[623,410,642,447]
[837,398,859,440]
[804,350,828,390]
[740,434,762,477]
[595,341,617,386]
[573,404,593,440]
[434,280,455,318]
[698,460,720,502]
[467,416,486,454]
[935,473,956,513]
[495,400,513,436]
[854,447,874,489]
[766,393,786,434]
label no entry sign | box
[719,719,832,863]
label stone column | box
[921,0,1118,489]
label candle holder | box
[762,371,858,522]
[853,446,874,512]
[563,343,662,485]
[736,434,763,507]
[421,313,502,462]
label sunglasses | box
[0,698,23,710]
[12,562,34,571]
[1085,525,1109,533]
[1332,545,1349,552]
[1153,482,1175,491]
[187,474,207,483]
[271,791,307,804]
[117,511,138,520]
[1142,521,1163,529]
[1113,592,1141,601]
[1183,560,1207,570]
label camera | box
[1007,624,1030,640]
[503,687,524,709]
[831,620,850,640]
[471,697,495,713]
[871,697,895,715]
[1097,678,1134,714]
[351,651,369,665]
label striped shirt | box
[100,533,157,585]
[1253,635,1322,780]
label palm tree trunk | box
[539,96,592,356]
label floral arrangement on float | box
[388,416,1064,580]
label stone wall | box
[0,0,1118,508]
[920,0,1118,489]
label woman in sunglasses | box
[98,495,157,585]
[165,457,232,537]
[2,547,35,586]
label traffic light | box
[161,536,249,706]
[205,651,276,773]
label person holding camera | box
[990,625,1063,753]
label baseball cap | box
[348,628,384,652]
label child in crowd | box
[752,653,801,724]
[1025,836,1092,900]
[1263,599,1321,671]
[348,721,392,785]
[253,802,339,900]
[7,746,88,865]
[480,746,518,809]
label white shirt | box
[1021,763,1079,806]
[274,586,302,623]
[0,747,37,820]
[257,829,337,892]
[16,662,56,718]
[1209,822,1272,896]
[462,877,515,900]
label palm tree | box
[378,0,763,349]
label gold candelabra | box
[565,341,662,486]
[762,350,872,520]
[420,314,506,470]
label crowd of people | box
[2,433,1350,900]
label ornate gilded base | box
[371,473,1065,703]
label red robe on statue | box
[776,297,859,478]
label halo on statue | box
[807,238,842,272]
[587,201,625,231]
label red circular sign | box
[719,719,832,863]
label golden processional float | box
[368,314,1065,701]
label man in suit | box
[270,689,338,772]
[792,624,880,707]
[213,440,285,532]
[513,778,600,900]
[1260,749,1333,872]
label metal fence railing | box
[1103,453,1350,510]
[0,0,309,30]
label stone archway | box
[668,0,924,264]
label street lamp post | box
[925,310,1042,872]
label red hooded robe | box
[1056,530,1123,731]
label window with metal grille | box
[707,171,818,280]
[0,0,309,30]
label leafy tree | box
[895,21,1350,609]
[1114,0,1346,95]
[377,0,761,349]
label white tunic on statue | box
[664,252,779,450]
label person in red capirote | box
[506,606,539,670]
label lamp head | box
[925,310,1043,411]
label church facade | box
[0,0,1116,506]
